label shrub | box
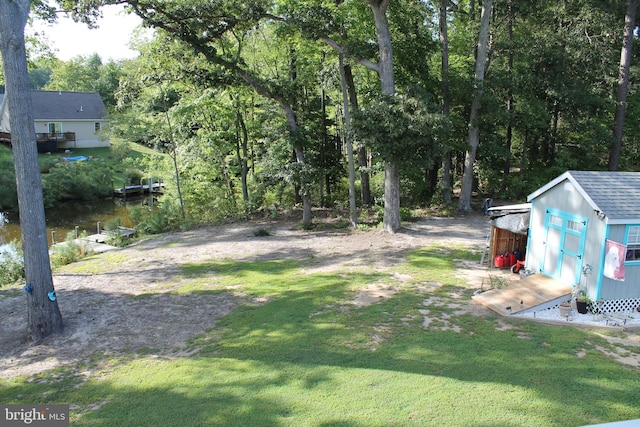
[0,157,17,209]
[0,241,25,286]
[129,197,184,234]
[41,161,113,208]
[111,140,132,161]
[50,231,94,267]
[400,207,414,222]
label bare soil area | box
[1,212,637,379]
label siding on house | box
[33,119,107,149]
[0,90,110,148]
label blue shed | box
[526,171,640,313]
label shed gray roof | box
[527,171,640,223]
[31,91,107,120]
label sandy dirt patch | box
[0,213,490,379]
[2,211,637,380]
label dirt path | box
[0,213,491,379]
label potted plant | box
[576,292,590,314]
[559,301,572,317]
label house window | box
[94,122,101,133]
[47,122,62,135]
[625,226,640,261]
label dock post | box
[149,177,153,206]
[75,225,79,238]
[51,230,56,244]
[97,221,101,235]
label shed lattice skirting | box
[593,298,640,314]
[555,297,640,314]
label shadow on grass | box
[2,250,639,426]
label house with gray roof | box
[526,171,640,312]
[0,90,110,150]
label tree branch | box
[320,36,380,73]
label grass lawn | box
[0,138,164,188]
[1,246,639,426]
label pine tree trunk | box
[0,0,64,342]
[339,53,358,226]
[439,0,452,205]
[501,0,514,193]
[609,0,638,171]
[384,162,401,231]
[367,0,400,233]
[458,0,493,213]
[235,109,250,206]
[344,65,371,207]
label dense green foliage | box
[11,0,640,219]
[41,160,113,208]
[0,240,24,285]
[0,144,165,211]
[0,153,17,210]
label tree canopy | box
[12,0,640,225]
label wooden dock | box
[50,226,137,254]
[50,239,117,254]
[113,182,164,197]
[472,273,573,316]
[86,226,137,243]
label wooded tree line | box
[5,0,640,229]
[15,0,639,229]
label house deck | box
[472,273,572,316]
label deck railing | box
[0,131,76,144]
[36,132,76,142]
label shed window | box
[567,220,583,232]
[94,122,101,133]
[549,215,562,227]
[625,226,640,261]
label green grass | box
[0,139,166,189]
[1,247,639,426]
[58,252,131,275]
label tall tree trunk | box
[339,53,358,226]
[344,64,371,206]
[501,0,514,192]
[545,101,560,166]
[366,0,400,233]
[320,84,328,208]
[285,51,312,224]
[609,0,638,171]
[439,0,452,205]
[459,0,493,213]
[281,104,312,223]
[235,110,250,207]
[0,0,64,342]
[164,109,186,219]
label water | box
[0,198,138,247]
